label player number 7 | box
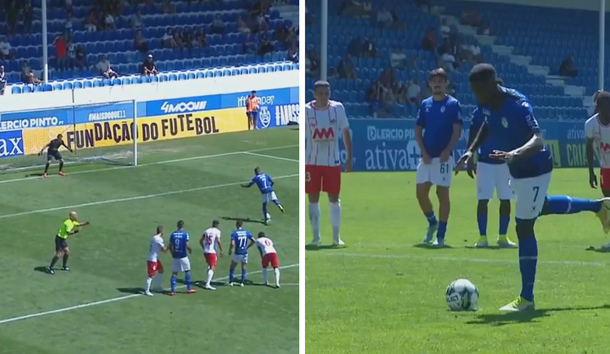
[532,186,539,203]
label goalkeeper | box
[38,134,73,178]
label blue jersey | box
[471,109,505,165]
[169,230,190,259]
[475,87,553,179]
[251,173,274,194]
[416,95,463,158]
[231,228,253,255]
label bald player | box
[46,211,90,275]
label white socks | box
[206,269,214,285]
[262,268,281,286]
[145,277,153,292]
[329,200,341,242]
[309,202,321,242]
[152,273,163,289]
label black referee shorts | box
[55,236,68,252]
[47,151,62,161]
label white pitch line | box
[0,144,299,185]
[0,263,300,326]
[243,151,299,163]
[0,173,299,219]
[324,252,604,266]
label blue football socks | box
[185,272,192,291]
[229,269,235,283]
[499,215,510,236]
[425,211,438,226]
[437,221,448,240]
[241,269,247,283]
[477,214,487,236]
[544,196,601,215]
[170,275,177,293]
[518,233,538,302]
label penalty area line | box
[323,253,604,266]
[0,173,299,219]
[0,263,299,326]
[242,151,298,163]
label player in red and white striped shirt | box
[305,80,353,247]
[199,220,223,290]
[252,232,281,288]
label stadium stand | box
[0,0,299,94]
[305,0,599,121]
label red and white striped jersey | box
[305,100,349,167]
[585,113,610,168]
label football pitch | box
[0,128,299,354]
[306,169,610,353]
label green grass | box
[306,169,610,354]
[0,128,299,354]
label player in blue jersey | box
[168,220,196,296]
[457,63,610,311]
[241,167,285,225]
[228,220,255,286]
[468,105,517,248]
[415,68,463,247]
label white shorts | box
[476,162,515,200]
[416,157,454,187]
[172,257,191,273]
[232,253,249,264]
[509,172,552,220]
[261,191,278,204]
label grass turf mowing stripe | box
[0,263,299,326]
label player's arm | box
[228,236,234,255]
[585,119,598,188]
[185,234,192,254]
[247,234,256,249]
[199,234,206,249]
[62,142,74,153]
[241,181,255,188]
[38,142,50,155]
[444,102,463,153]
[75,221,90,227]
[586,137,596,174]
[336,102,353,171]
[216,237,223,254]
[466,108,488,153]
[414,104,430,158]
[506,102,545,160]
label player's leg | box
[57,153,65,176]
[271,254,280,288]
[43,154,53,178]
[61,245,71,270]
[474,162,493,247]
[229,255,238,285]
[170,258,180,295]
[324,166,344,246]
[182,258,195,293]
[204,254,216,290]
[261,193,270,224]
[499,173,551,311]
[152,262,164,291]
[496,164,516,247]
[145,262,156,296]
[601,170,610,248]
[306,165,323,246]
[240,254,249,286]
[430,158,454,246]
[539,192,610,233]
[270,191,284,212]
[47,236,64,274]
[252,111,259,130]
[416,160,437,243]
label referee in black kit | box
[38,134,73,178]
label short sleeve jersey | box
[416,95,463,158]
[57,219,78,239]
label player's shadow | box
[466,304,610,326]
[117,287,146,294]
[25,173,43,177]
[586,246,610,253]
[412,244,454,249]
[465,245,516,250]
[175,279,226,287]
[221,216,265,225]
[33,266,49,273]
[305,244,347,251]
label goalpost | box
[0,99,138,173]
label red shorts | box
[601,168,610,190]
[261,253,279,268]
[147,260,164,277]
[204,253,217,267]
[305,165,341,195]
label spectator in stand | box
[390,47,407,69]
[407,79,421,106]
[23,2,34,34]
[237,16,251,34]
[0,66,6,95]
[362,38,378,58]
[394,82,407,104]
[306,51,320,78]
[559,55,578,77]
[391,7,406,31]
[21,60,41,85]
[252,12,269,34]
[64,0,73,14]
[339,0,367,18]
[286,45,298,63]
[134,30,149,53]
[130,9,145,31]
[362,1,372,18]
[97,55,118,78]
[211,14,226,35]
[104,11,116,31]
[366,81,384,117]
[54,34,68,70]
[257,34,274,57]
[84,11,98,32]
[162,0,176,14]
[376,6,393,29]
[0,36,14,60]
[461,41,482,64]
[66,40,76,70]
[382,86,396,116]
[173,27,184,48]
[421,28,436,51]
[163,29,177,48]
[242,33,256,54]
[141,54,158,76]
[64,14,74,41]
[194,28,208,47]
[379,68,395,89]
[5,0,18,35]
[461,6,482,27]
[74,44,87,71]
[347,37,363,57]
[181,28,194,55]
[478,22,492,35]
[337,54,357,79]
[441,18,451,40]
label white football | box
[445,279,479,311]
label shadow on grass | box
[465,245,517,250]
[25,173,43,177]
[221,216,265,225]
[305,244,347,251]
[466,304,610,326]
[176,279,226,287]
[34,266,49,273]
[412,243,453,249]
[586,246,610,253]
[116,287,145,294]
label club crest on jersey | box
[440,106,446,113]
[308,116,317,128]
[502,117,508,128]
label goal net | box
[0,100,137,173]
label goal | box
[0,100,138,173]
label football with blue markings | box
[445,279,479,311]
